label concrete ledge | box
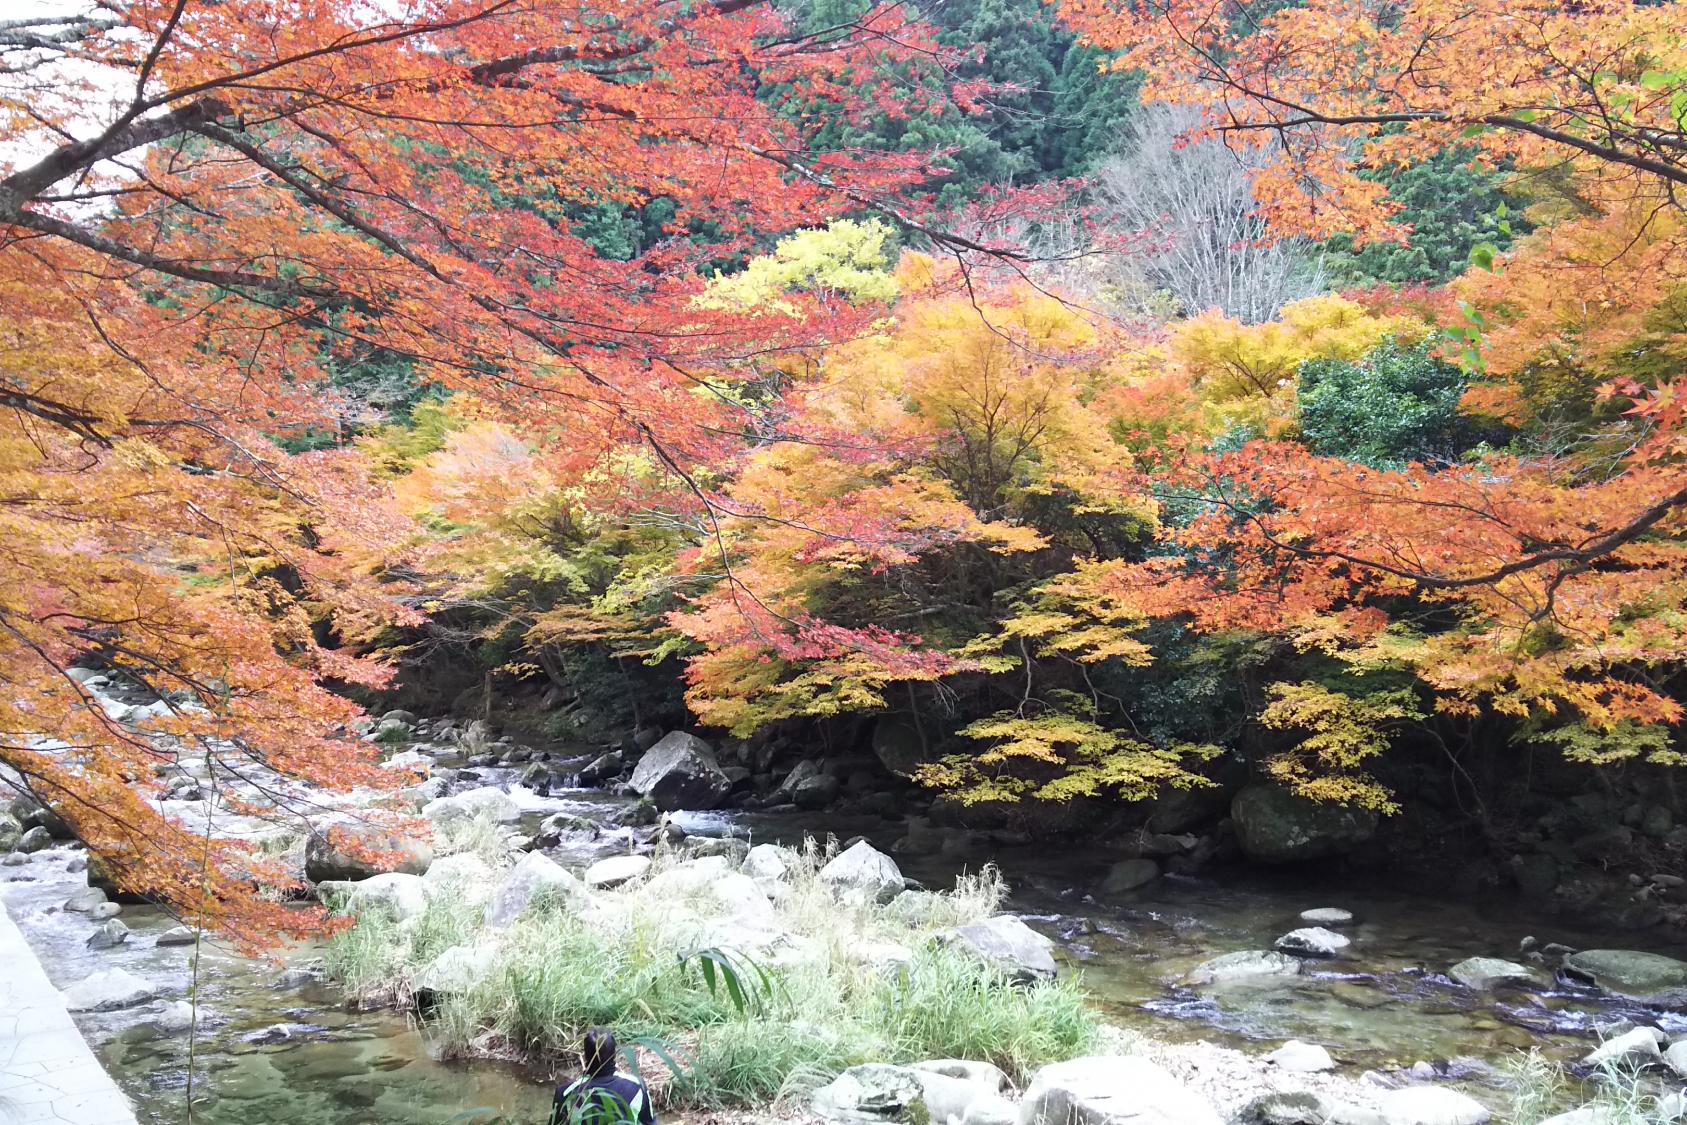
[0,897,139,1125]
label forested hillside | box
[0,0,1682,940]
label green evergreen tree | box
[1321,148,1528,285]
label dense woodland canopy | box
[0,0,1683,943]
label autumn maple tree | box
[0,0,1009,943]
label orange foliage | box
[0,0,984,942]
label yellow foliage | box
[698,219,901,313]
[1258,681,1422,812]
[1172,295,1426,434]
[921,708,1217,804]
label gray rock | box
[911,1060,1009,1094]
[1236,1091,1341,1125]
[1535,1109,1619,1125]
[86,919,130,949]
[579,750,625,785]
[422,785,520,826]
[962,1096,1019,1125]
[413,943,499,994]
[156,926,199,947]
[776,759,823,799]
[63,968,158,1011]
[0,811,20,852]
[1275,927,1351,958]
[1018,1056,1221,1125]
[1,851,28,866]
[942,915,1058,983]
[1666,1039,1687,1080]
[793,772,843,810]
[813,1063,1015,1125]
[1266,1040,1335,1072]
[16,825,52,853]
[340,872,430,921]
[1579,1026,1663,1069]
[304,823,432,882]
[156,1000,200,1033]
[1099,858,1160,895]
[872,715,932,778]
[1300,907,1354,926]
[273,967,318,989]
[1232,786,1378,863]
[1362,1086,1489,1125]
[687,836,749,863]
[423,852,497,896]
[1562,949,1687,1006]
[584,854,651,888]
[820,840,905,904]
[64,888,108,913]
[1186,950,1303,985]
[1448,957,1534,990]
[629,732,732,811]
[812,1064,926,1123]
[381,709,418,725]
[745,843,794,881]
[484,852,588,929]
[90,901,121,920]
[370,717,414,742]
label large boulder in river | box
[1561,949,1687,1007]
[304,823,432,883]
[0,810,21,852]
[941,915,1058,983]
[1019,1056,1221,1125]
[629,732,732,811]
[1231,785,1378,863]
[63,968,158,1012]
[819,840,904,903]
[484,852,587,929]
[422,785,520,826]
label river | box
[5,760,1686,1125]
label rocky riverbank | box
[7,677,1687,1124]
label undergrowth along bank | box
[323,835,1098,1107]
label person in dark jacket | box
[549,1028,656,1125]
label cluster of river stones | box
[7,682,1687,1125]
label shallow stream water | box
[6,770,1686,1125]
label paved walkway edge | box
[0,896,140,1125]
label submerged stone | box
[1561,949,1687,1006]
[1186,950,1303,985]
